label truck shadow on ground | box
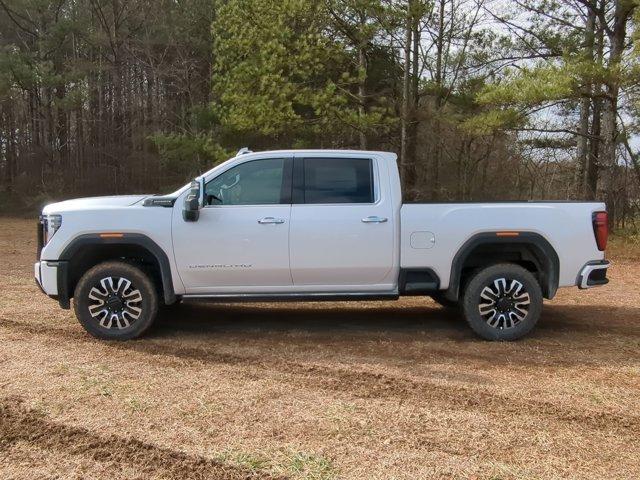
[139,302,640,372]
[152,301,640,341]
[154,302,466,335]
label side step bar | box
[181,292,400,303]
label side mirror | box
[183,178,204,222]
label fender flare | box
[57,233,176,308]
[445,232,560,301]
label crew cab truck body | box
[35,149,610,340]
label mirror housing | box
[183,178,204,222]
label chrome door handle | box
[361,216,388,223]
[258,217,285,224]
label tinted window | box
[205,158,285,205]
[303,158,373,204]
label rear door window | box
[301,158,374,204]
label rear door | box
[289,155,395,289]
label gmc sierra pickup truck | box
[35,149,610,341]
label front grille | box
[37,217,45,259]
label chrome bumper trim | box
[578,260,610,289]
[34,261,42,288]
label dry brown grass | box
[1,217,639,479]
[608,232,640,261]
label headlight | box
[41,214,62,245]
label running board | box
[181,292,400,303]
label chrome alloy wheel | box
[88,277,143,329]
[478,278,531,329]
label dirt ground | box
[1,217,639,480]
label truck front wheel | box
[73,261,158,340]
[462,263,542,341]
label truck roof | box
[233,149,398,161]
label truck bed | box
[400,202,606,289]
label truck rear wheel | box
[73,261,158,340]
[462,263,542,341]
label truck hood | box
[42,195,150,214]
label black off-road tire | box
[73,261,158,340]
[430,292,458,309]
[462,263,542,341]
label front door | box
[172,157,293,293]
[289,156,395,289]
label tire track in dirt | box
[2,317,639,439]
[287,363,640,435]
[0,396,284,480]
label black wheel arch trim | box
[445,232,560,301]
[57,233,176,309]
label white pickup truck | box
[35,149,610,341]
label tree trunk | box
[585,98,601,201]
[357,12,368,151]
[405,8,420,199]
[55,83,68,179]
[584,5,605,201]
[599,0,635,224]
[431,0,446,201]
[3,105,17,192]
[399,2,414,196]
[575,7,595,198]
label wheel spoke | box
[116,278,131,296]
[88,286,108,302]
[123,289,142,302]
[506,279,523,295]
[115,314,130,329]
[99,312,114,328]
[503,314,514,329]
[90,307,108,319]
[479,302,496,315]
[488,312,503,328]
[89,303,106,316]
[124,305,142,318]
[480,286,499,302]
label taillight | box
[592,211,608,251]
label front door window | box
[205,158,286,206]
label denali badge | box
[188,264,253,269]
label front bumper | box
[577,260,610,289]
[34,262,46,294]
[34,260,70,309]
[35,261,58,295]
